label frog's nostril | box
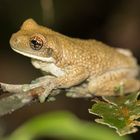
[10,35,20,46]
[14,38,20,43]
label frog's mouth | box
[12,48,56,63]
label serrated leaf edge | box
[88,108,139,136]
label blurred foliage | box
[2,111,129,140]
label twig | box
[0,91,33,116]
[0,81,61,117]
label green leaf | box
[3,111,128,140]
[89,92,140,136]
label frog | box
[9,19,140,102]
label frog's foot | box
[38,92,48,103]
[37,80,58,103]
[66,86,92,98]
[38,89,61,103]
[114,84,124,96]
[38,87,54,103]
[27,75,56,91]
[21,76,57,102]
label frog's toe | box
[114,84,125,96]
[38,94,47,103]
[22,84,30,92]
[38,91,50,103]
[38,87,53,103]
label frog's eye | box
[30,36,43,50]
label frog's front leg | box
[21,75,55,92]
[38,65,89,102]
[19,75,60,103]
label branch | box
[0,82,61,117]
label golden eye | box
[30,36,43,50]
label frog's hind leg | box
[88,69,140,96]
[114,78,140,95]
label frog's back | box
[61,37,139,76]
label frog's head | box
[10,19,63,63]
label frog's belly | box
[31,59,65,77]
[40,63,65,77]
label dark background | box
[0,0,140,139]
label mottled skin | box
[10,19,140,101]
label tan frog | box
[10,19,140,102]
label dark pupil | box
[30,39,42,50]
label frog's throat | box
[12,48,56,63]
